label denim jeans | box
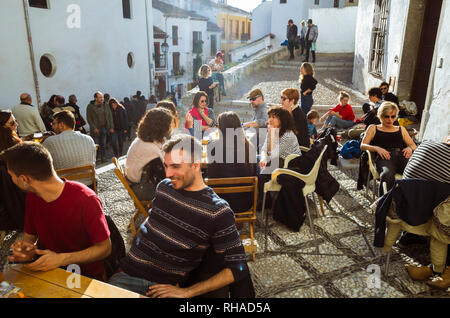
[92,127,107,160]
[324,115,354,129]
[301,94,313,114]
[212,72,226,95]
[108,272,158,296]
[111,130,124,157]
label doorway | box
[409,0,442,118]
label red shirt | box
[24,180,110,278]
[330,104,355,121]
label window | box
[235,20,239,40]
[122,0,131,19]
[242,21,245,34]
[211,35,217,56]
[280,0,287,3]
[172,26,178,46]
[369,0,389,76]
[173,52,180,74]
[29,0,48,9]
[40,54,56,77]
[334,0,339,7]
[248,22,251,39]
[127,52,135,68]
[221,19,226,39]
[314,0,320,5]
[193,32,203,54]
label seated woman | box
[198,64,217,109]
[360,102,417,195]
[155,100,182,134]
[125,108,175,201]
[0,110,25,231]
[320,91,355,129]
[260,106,301,171]
[209,51,226,96]
[207,111,257,213]
[185,91,216,138]
[280,88,310,148]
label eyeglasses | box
[383,115,397,119]
[281,96,288,101]
[199,99,207,104]
[250,96,261,101]
[380,87,388,91]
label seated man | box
[109,134,250,297]
[380,82,399,106]
[3,142,111,280]
[42,110,96,187]
[11,93,46,138]
[243,89,268,152]
[362,87,383,126]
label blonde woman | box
[298,62,317,114]
[320,91,355,129]
[361,102,417,195]
[198,64,217,108]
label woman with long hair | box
[207,111,257,213]
[155,100,178,129]
[0,110,22,152]
[185,91,216,137]
[198,64,217,108]
[125,108,175,201]
[298,62,317,115]
[361,102,417,195]
[280,88,310,147]
[109,98,128,158]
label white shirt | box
[125,138,164,183]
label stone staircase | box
[271,53,354,72]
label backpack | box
[340,140,361,159]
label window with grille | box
[280,0,287,4]
[29,0,48,9]
[334,0,339,7]
[172,26,178,46]
[369,0,389,76]
[173,52,180,74]
[122,0,131,19]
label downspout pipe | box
[418,1,445,142]
[22,0,41,108]
[145,0,154,96]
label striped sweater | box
[403,140,450,184]
[119,179,248,284]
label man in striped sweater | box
[109,134,250,297]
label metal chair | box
[262,145,328,255]
[112,157,151,237]
[366,150,403,201]
[56,164,97,193]
[205,176,258,261]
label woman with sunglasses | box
[185,91,216,137]
[280,88,310,147]
[0,110,22,152]
[361,102,417,195]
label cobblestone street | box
[1,54,448,298]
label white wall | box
[270,0,343,45]
[251,0,272,40]
[352,0,410,94]
[423,0,450,142]
[0,0,154,122]
[309,7,357,53]
[229,34,275,62]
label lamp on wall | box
[161,39,169,55]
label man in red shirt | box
[320,91,355,129]
[2,142,111,279]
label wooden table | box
[3,265,144,298]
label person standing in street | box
[299,20,307,56]
[304,19,318,63]
[286,19,298,60]
[86,91,113,163]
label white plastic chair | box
[262,145,328,254]
[366,150,403,200]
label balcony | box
[154,53,167,69]
[193,40,203,54]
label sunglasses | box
[383,115,397,119]
[250,96,260,101]
[199,99,207,103]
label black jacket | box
[292,107,310,148]
[287,24,298,41]
[0,163,26,231]
[300,75,317,95]
[110,106,128,131]
[374,179,450,247]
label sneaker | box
[426,267,450,290]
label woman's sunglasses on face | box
[200,99,207,104]
[383,115,397,119]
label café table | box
[2,265,144,298]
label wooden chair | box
[112,157,151,237]
[366,150,403,200]
[0,231,6,248]
[56,164,97,194]
[205,176,258,261]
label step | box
[270,64,354,71]
[275,60,354,67]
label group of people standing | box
[287,18,319,62]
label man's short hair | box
[55,95,65,105]
[0,142,53,181]
[162,134,202,163]
[20,93,30,103]
[308,19,313,24]
[368,87,383,99]
[68,94,77,103]
[288,19,293,24]
[247,88,264,100]
[53,110,75,130]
